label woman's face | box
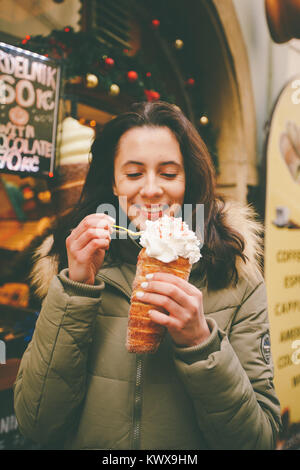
[113,126,186,231]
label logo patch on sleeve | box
[261,333,271,364]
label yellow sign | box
[265,76,300,423]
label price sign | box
[0,42,61,178]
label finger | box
[75,237,109,264]
[135,290,187,321]
[71,227,111,252]
[140,280,190,309]
[146,272,200,297]
[148,309,181,330]
[71,214,115,240]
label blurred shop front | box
[0,0,298,450]
[0,1,257,449]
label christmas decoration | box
[85,73,99,88]
[151,91,160,100]
[18,28,172,103]
[127,70,138,82]
[144,90,160,101]
[151,19,160,29]
[199,115,209,126]
[186,78,195,87]
[174,39,184,50]
[104,57,115,68]
[18,24,219,172]
[68,76,82,85]
[109,84,120,96]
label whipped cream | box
[57,117,95,165]
[139,215,201,264]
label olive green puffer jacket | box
[13,203,282,450]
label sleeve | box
[13,269,105,446]
[172,279,282,450]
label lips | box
[137,204,169,213]
[133,204,168,221]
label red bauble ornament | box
[105,57,114,68]
[144,90,152,101]
[186,78,195,86]
[146,72,152,78]
[151,91,160,100]
[127,70,138,82]
[144,89,160,101]
[151,19,160,29]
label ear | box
[112,183,118,196]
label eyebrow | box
[121,160,182,169]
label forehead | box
[115,126,183,164]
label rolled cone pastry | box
[126,248,192,353]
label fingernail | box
[145,274,153,280]
[136,291,144,298]
[141,282,148,289]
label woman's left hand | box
[137,272,210,347]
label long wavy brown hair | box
[49,101,246,290]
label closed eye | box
[126,173,177,178]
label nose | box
[139,172,163,198]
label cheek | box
[114,176,139,198]
[170,178,185,202]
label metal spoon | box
[112,224,143,237]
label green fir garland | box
[18,26,219,172]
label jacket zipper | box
[133,354,144,450]
[95,272,144,450]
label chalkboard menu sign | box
[0,42,61,178]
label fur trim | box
[221,200,263,283]
[29,234,58,300]
[29,201,264,299]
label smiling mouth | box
[137,204,169,214]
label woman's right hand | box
[66,213,115,285]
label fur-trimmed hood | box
[29,201,264,299]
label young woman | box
[14,101,281,450]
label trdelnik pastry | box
[139,215,201,264]
[126,215,201,353]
